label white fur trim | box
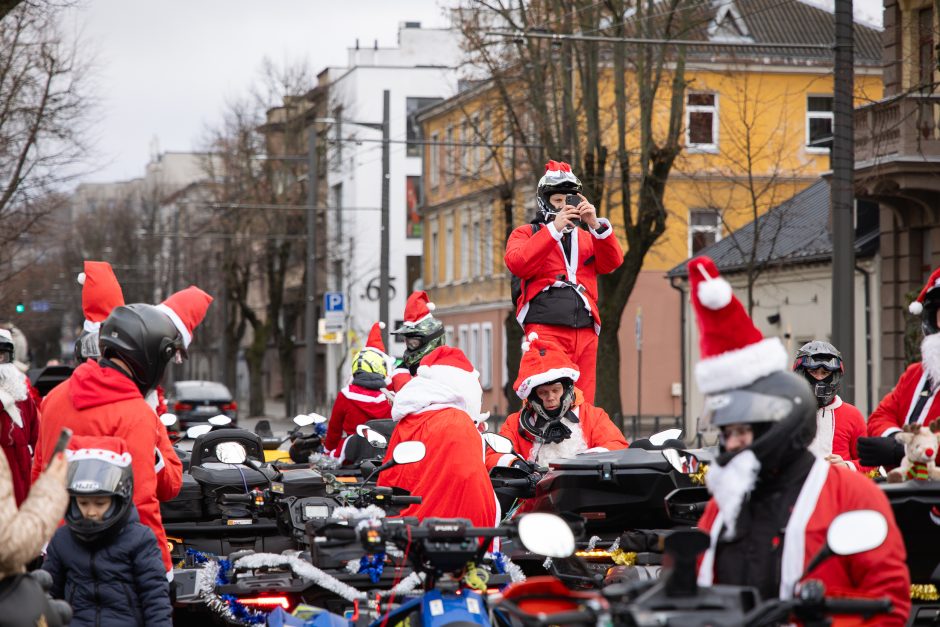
[154,446,165,473]
[589,218,614,239]
[546,220,564,241]
[779,457,829,599]
[83,320,101,333]
[694,337,789,394]
[0,389,21,428]
[340,386,389,404]
[66,448,132,467]
[77,272,86,285]
[496,453,516,468]
[515,367,581,399]
[155,303,192,348]
[697,277,733,310]
[911,301,924,315]
[881,426,901,437]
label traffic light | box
[14,302,24,314]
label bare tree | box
[456,0,693,414]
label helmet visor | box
[698,388,796,434]
[67,458,127,496]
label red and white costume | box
[486,335,627,469]
[389,292,439,393]
[77,261,125,337]
[324,322,393,461]
[809,395,868,471]
[504,162,623,403]
[698,460,910,625]
[0,336,39,506]
[378,346,498,528]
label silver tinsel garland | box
[234,553,367,602]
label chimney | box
[374,39,378,50]
[355,38,359,50]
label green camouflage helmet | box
[391,317,446,370]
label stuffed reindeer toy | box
[887,420,940,483]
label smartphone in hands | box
[47,427,72,469]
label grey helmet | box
[792,340,843,407]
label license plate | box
[193,406,217,415]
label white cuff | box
[589,218,614,239]
[546,221,564,241]
[846,460,857,471]
[881,427,901,437]
[497,453,516,468]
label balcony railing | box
[855,93,940,164]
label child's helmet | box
[64,438,134,544]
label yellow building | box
[419,0,883,417]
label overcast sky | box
[64,0,882,186]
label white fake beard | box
[0,363,28,403]
[531,419,587,466]
[705,449,761,540]
[922,333,940,387]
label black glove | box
[856,436,905,467]
[511,459,535,473]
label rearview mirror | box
[518,513,575,558]
[186,424,213,438]
[293,414,316,427]
[828,510,888,556]
[308,413,327,424]
[216,441,248,465]
[482,433,514,454]
[159,413,177,427]
[649,428,683,447]
[391,441,426,465]
[208,415,232,426]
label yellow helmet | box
[352,348,388,379]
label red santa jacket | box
[0,395,39,506]
[378,406,498,528]
[504,219,623,332]
[868,362,940,437]
[810,396,869,472]
[32,361,183,572]
[698,459,910,626]
[486,390,628,469]
[324,385,392,456]
[389,367,412,394]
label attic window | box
[708,0,753,43]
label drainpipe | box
[854,263,873,413]
[669,276,687,431]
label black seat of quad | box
[365,419,394,439]
[191,428,265,467]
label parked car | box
[167,380,238,430]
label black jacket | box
[42,506,171,627]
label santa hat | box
[155,286,213,349]
[416,345,481,405]
[909,267,940,315]
[65,435,133,468]
[364,322,387,354]
[689,256,789,394]
[514,333,580,399]
[399,291,436,327]
[538,160,581,189]
[79,261,125,333]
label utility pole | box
[305,126,319,412]
[831,0,855,403]
[379,89,391,346]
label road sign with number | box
[324,292,345,332]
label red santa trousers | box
[523,323,598,404]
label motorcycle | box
[256,413,329,464]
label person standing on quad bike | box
[504,161,623,404]
[33,288,212,574]
[792,341,868,471]
[378,346,497,527]
[486,334,627,470]
[687,257,909,625]
[860,266,940,469]
[389,291,446,392]
[324,322,393,464]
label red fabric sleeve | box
[324,394,350,452]
[505,224,561,280]
[154,418,182,502]
[485,412,524,470]
[867,364,920,436]
[834,404,870,472]
[24,397,39,453]
[591,229,624,275]
[581,404,629,449]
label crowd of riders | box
[0,161,937,624]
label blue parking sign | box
[324,292,345,313]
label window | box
[806,96,833,152]
[459,122,468,177]
[503,115,513,169]
[469,325,481,372]
[429,132,440,187]
[429,220,439,287]
[686,93,718,151]
[445,325,455,345]
[445,125,455,181]
[920,8,935,90]
[461,213,470,280]
[472,218,482,277]
[480,113,490,172]
[406,176,422,238]
[689,209,721,255]
[480,324,493,389]
[445,214,454,283]
[406,97,443,157]
[483,216,494,275]
[458,325,470,353]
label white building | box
[318,23,462,392]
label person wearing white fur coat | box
[486,334,627,470]
[861,266,940,468]
[0,328,39,506]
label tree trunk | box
[504,312,523,414]
[246,324,270,417]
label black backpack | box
[510,223,542,310]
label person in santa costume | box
[688,256,909,624]
[388,291,446,392]
[0,329,40,506]
[860,266,940,468]
[33,287,212,574]
[324,322,394,463]
[504,161,623,404]
[792,340,869,471]
[378,346,498,527]
[486,334,627,470]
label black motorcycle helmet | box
[98,304,184,395]
[390,317,446,373]
[536,160,582,223]
[0,328,14,365]
[792,340,843,407]
[65,449,134,544]
[700,370,816,476]
[519,377,578,444]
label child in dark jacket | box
[42,436,172,627]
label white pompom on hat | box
[909,267,940,315]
